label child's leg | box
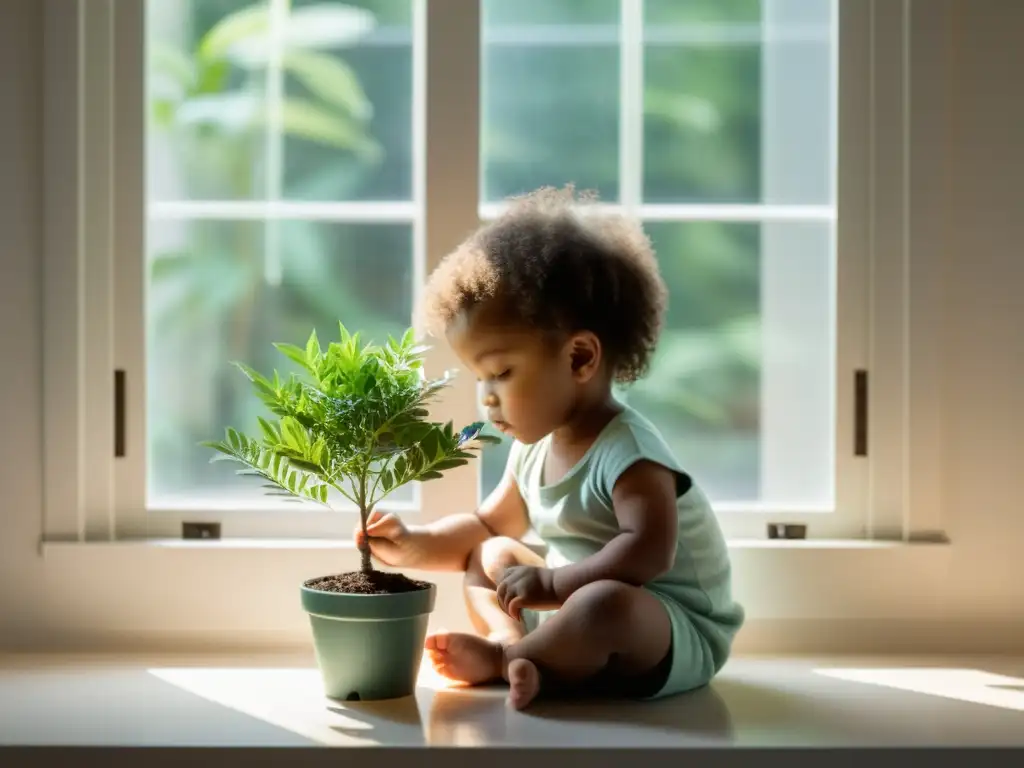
[424,537,546,685]
[503,580,671,709]
[464,536,547,644]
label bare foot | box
[507,658,541,710]
[424,632,503,686]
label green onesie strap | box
[592,411,687,506]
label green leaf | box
[288,458,325,475]
[283,4,375,49]
[257,417,279,445]
[305,328,321,364]
[148,41,195,93]
[198,4,269,64]
[432,458,469,472]
[338,322,352,346]
[173,92,259,133]
[195,58,230,96]
[278,99,381,157]
[150,99,177,129]
[274,342,314,372]
[282,50,372,120]
[201,324,504,511]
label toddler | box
[355,186,744,709]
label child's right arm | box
[353,466,530,572]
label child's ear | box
[567,332,602,382]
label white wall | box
[934,0,1024,625]
[1,0,1022,654]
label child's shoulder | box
[592,404,685,479]
[507,404,693,501]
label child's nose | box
[476,382,499,419]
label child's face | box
[446,306,579,445]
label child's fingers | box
[496,580,511,615]
[507,596,523,621]
[366,513,403,539]
[354,511,392,541]
[352,510,382,542]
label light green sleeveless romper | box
[509,404,745,698]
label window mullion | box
[263,0,288,286]
[112,0,147,536]
[619,0,644,212]
[80,0,117,542]
[148,200,419,222]
[864,0,914,541]
[419,0,482,521]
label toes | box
[507,659,541,710]
[424,632,449,652]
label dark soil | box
[304,570,431,595]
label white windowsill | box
[25,532,961,654]
[38,537,950,552]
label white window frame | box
[42,0,935,545]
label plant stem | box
[359,528,372,574]
[357,467,373,575]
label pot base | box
[308,612,430,701]
[302,580,437,702]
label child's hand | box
[496,566,559,620]
[353,509,414,568]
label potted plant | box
[203,323,499,701]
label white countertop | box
[1,651,1022,763]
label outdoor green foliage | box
[148,0,810,504]
[203,324,500,572]
[148,0,381,199]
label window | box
[44,0,919,543]
[476,1,841,533]
[145,0,419,515]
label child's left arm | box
[494,459,678,618]
[547,459,678,601]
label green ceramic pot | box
[300,579,437,701]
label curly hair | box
[419,185,667,384]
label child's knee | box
[565,580,636,633]
[465,536,520,586]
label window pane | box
[146,220,414,507]
[627,221,833,506]
[147,0,412,203]
[481,0,620,202]
[642,0,835,204]
[147,0,270,201]
[284,0,413,201]
[480,220,835,508]
[480,434,513,503]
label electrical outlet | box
[767,523,807,540]
[182,522,221,540]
